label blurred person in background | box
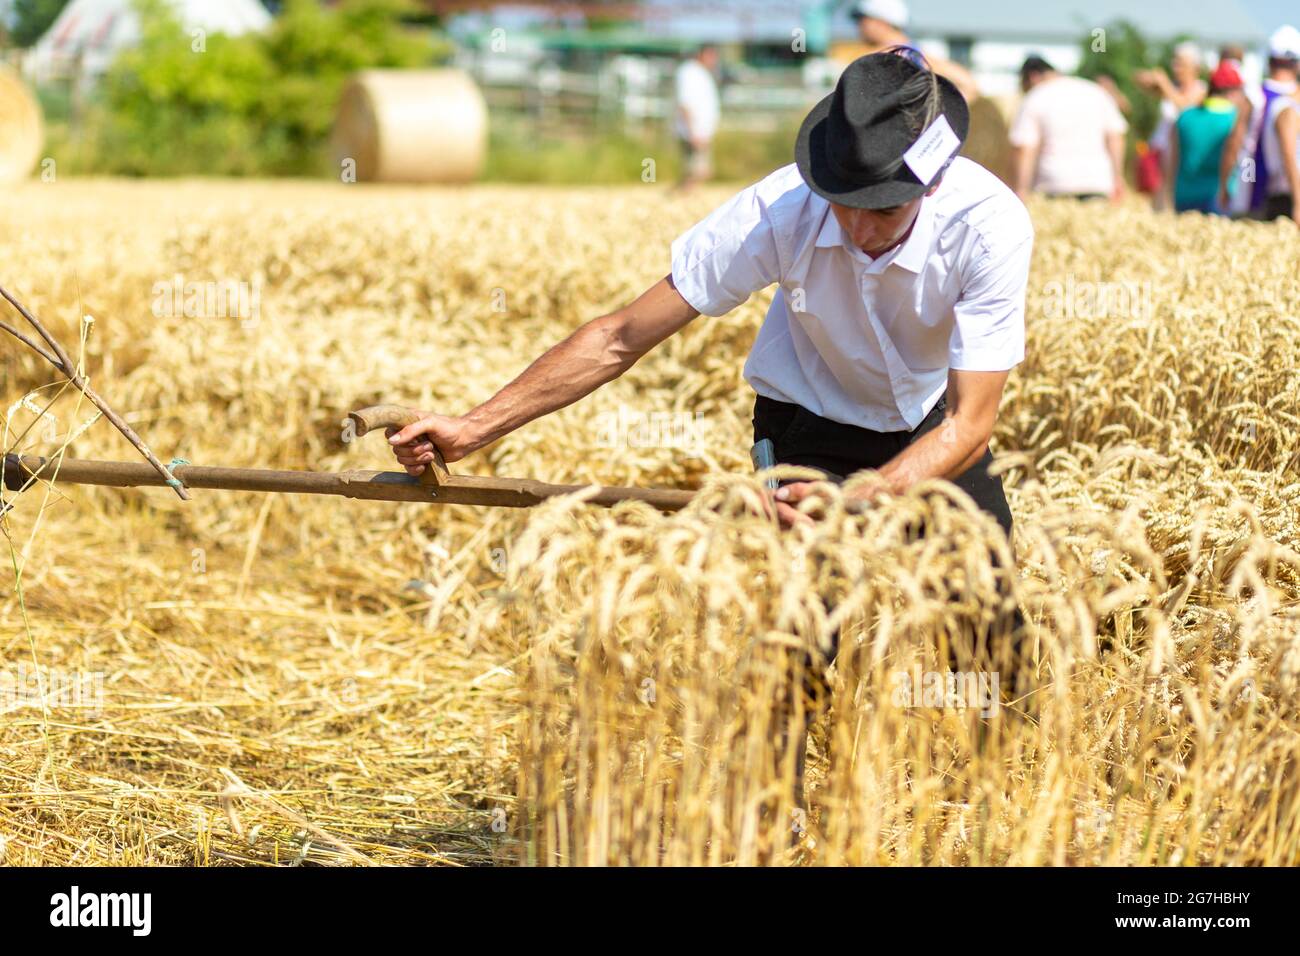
[1219,26,1300,217]
[1218,43,1246,70]
[849,0,979,102]
[674,44,721,192]
[1137,42,1207,209]
[1137,43,1207,131]
[1214,44,1253,118]
[1257,74,1300,220]
[1165,61,1242,214]
[1095,73,1133,116]
[1010,56,1128,203]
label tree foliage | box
[9,0,72,48]
[1077,20,1195,141]
[76,0,446,175]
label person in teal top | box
[1168,61,1243,214]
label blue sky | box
[479,0,1295,43]
[4,1,1296,41]
[1240,0,1298,31]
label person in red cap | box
[1166,61,1243,214]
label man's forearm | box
[462,314,637,448]
[403,276,698,458]
[875,418,988,495]
[386,276,699,469]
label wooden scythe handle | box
[348,405,450,485]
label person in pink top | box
[1009,55,1129,203]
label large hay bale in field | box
[332,69,488,184]
[960,94,1014,185]
[0,69,44,183]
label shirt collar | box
[892,196,937,274]
[814,205,845,248]
[812,192,937,274]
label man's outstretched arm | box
[774,369,1010,526]
[387,276,700,475]
[873,368,1010,492]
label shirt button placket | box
[860,273,876,312]
[862,272,909,423]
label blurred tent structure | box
[24,0,271,83]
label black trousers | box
[752,393,1014,535]
[751,392,1023,674]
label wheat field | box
[0,179,1297,866]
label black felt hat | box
[795,51,969,209]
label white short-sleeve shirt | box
[1008,75,1128,196]
[1262,93,1300,196]
[669,157,1034,432]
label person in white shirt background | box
[1219,26,1300,219]
[384,51,1034,789]
[673,44,721,192]
[1010,55,1128,202]
[1258,78,1300,220]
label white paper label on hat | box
[902,115,960,186]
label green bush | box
[47,0,802,184]
[57,0,447,176]
[7,0,71,49]
[1077,20,1193,142]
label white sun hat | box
[1268,25,1300,60]
[851,0,911,30]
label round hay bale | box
[960,95,1013,185]
[332,69,488,184]
[0,69,44,184]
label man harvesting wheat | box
[390,50,1031,550]
[389,51,1033,784]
